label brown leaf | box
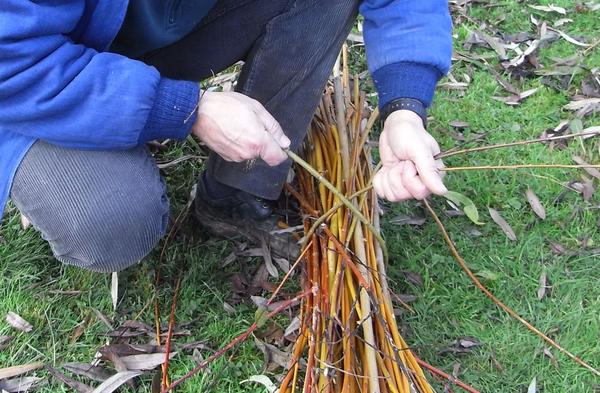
[151,371,162,393]
[62,363,112,383]
[526,188,546,219]
[46,366,93,393]
[0,335,14,351]
[92,308,114,330]
[0,377,45,392]
[543,347,559,368]
[537,270,549,300]
[0,363,44,379]
[439,337,481,355]
[71,312,92,344]
[402,270,424,287]
[582,179,595,201]
[488,208,517,241]
[572,156,600,180]
[254,338,293,372]
[5,312,33,332]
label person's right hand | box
[192,91,291,166]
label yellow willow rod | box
[286,149,389,264]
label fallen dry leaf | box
[526,188,546,219]
[0,377,45,392]
[46,365,93,393]
[5,312,33,333]
[62,363,112,383]
[254,338,293,372]
[111,272,118,311]
[0,335,14,351]
[528,376,537,393]
[0,363,44,380]
[543,347,559,368]
[537,269,549,300]
[488,208,517,241]
[528,4,567,14]
[572,156,600,180]
[119,352,176,371]
[71,312,92,344]
[90,371,142,393]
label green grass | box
[1,1,599,392]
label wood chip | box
[525,188,546,219]
[5,312,33,332]
[488,208,517,241]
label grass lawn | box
[1,1,599,392]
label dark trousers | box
[10,0,359,272]
[145,0,359,199]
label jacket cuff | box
[372,62,443,109]
[139,78,200,143]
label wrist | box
[380,98,427,128]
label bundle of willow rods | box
[279,71,432,393]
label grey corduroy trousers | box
[9,0,359,272]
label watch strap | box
[379,98,428,128]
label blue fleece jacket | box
[0,0,452,219]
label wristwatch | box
[379,98,428,129]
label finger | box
[373,171,386,199]
[385,164,413,201]
[239,95,291,149]
[400,162,430,200]
[411,145,448,195]
[259,132,288,166]
[255,107,290,149]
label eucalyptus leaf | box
[444,191,484,225]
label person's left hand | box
[373,110,447,201]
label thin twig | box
[162,289,313,392]
[285,149,389,264]
[423,199,600,378]
[161,276,181,390]
[437,129,600,159]
[414,357,480,393]
[442,164,600,172]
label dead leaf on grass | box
[526,188,546,219]
[528,4,567,14]
[62,363,112,383]
[439,337,481,355]
[492,88,539,106]
[5,312,33,332]
[0,335,14,351]
[111,272,118,311]
[254,338,293,372]
[46,366,93,393]
[488,208,517,241]
[0,377,45,392]
[0,363,44,380]
[119,352,176,371]
[71,312,92,344]
[543,347,559,369]
[90,371,142,393]
[537,269,550,300]
[528,376,537,393]
[572,156,600,180]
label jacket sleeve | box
[360,0,453,108]
[0,1,200,150]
